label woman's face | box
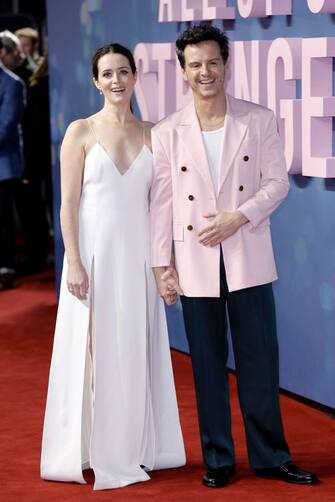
[94,52,136,106]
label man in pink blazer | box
[150,25,318,487]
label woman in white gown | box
[40,43,185,490]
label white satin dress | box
[41,124,186,490]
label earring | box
[98,88,102,95]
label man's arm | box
[238,109,290,228]
[150,128,177,304]
[150,128,173,267]
[198,109,289,247]
[0,77,25,147]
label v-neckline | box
[95,142,147,177]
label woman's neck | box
[99,100,136,126]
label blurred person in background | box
[29,54,52,224]
[17,54,52,273]
[15,27,42,66]
[15,27,43,83]
[0,34,25,290]
[0,30,22,71]
[11,27,51,273]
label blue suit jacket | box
[0,65,26,182]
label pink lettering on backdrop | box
[266,0,292,15]
[237,0,266,18]
[158,0,291,21]
[232,41,255,100]
[175,62,192,110]
[267,38,302,174]
[302,37,335,177]
[159,0,203,22]
[236,0,291,18]
[180,0,202,21]
[231,40,271,106]
[158,0,335,21]
[152,43,176,119]
[202,0,235,19]
[134,36,335,178]
[158,0,175,22]
[133,43,158,121]
[307,0,335,13]
[134,43,191,121]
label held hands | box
[162,266,184,302]
[67,261,89,300]
[198,210,248,247]
[154,266,183,305]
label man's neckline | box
[202,125,225,134]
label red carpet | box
[1,270,335,501]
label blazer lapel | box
[218,95,250,192]
[177,101,215,196]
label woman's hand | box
[67,261,89,300]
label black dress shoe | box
[202,466,235,488]
[254,461,319,484]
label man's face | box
[0,46,21,70]
[182,40,226,100]
[18,36,37,56]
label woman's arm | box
[60,119,89,300]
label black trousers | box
[14,177,50,270]
[180,252,291,470]
[0,179,18,270]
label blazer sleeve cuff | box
[150,248,172,268]
[238,204,263,229]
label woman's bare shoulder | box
[61,119,93,156]
[65,118,90,138]
[66,112,101,135]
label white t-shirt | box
[202,126,224,195]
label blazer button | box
[187,225,193,231]
[239,185,244,191]
[188,195,194,201]
[181,166,187,172]
[243,155,249,161]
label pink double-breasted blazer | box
[150,94,290,297]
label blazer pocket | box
[173,223,184,241]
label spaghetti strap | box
[86,118,98,142]
[142,123,146,146]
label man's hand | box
[198,210,248,247]
[162,266,184,296]
[153,266,183,305]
